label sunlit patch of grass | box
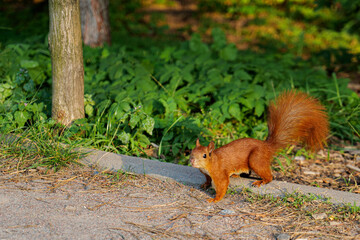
[0,123,87,173]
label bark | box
[80,0,111,47]
[49,0,85,126]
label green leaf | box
[229,103,242,121]
[38,102,44,112]
[20,60,39,69]
[143,116,155,135]
[189,34,209,53]
[114,68,123,79]
[124,65,135,76]
[101,48,110,58]
[240,97,255,109]
[85,105,94,117]
[28,103,38,113]
[109,103,126,120]
[160,97,177,116]
[234,69,252,81]
[224,75,232,83]
[207,68,222,82]
[5,113,13,121]
[2,83,12,89]
[162,131,174,141]
[129,113,140,129]
[136,133,150,146]
[23,79,35,92]
[221,103,231,120]
[119,102,131,112]
[37,112,47,121]
[0,89,12,102]
[182,64,194,83]
[28,68,46,84]
[252,85,265,99]
[14,111,30,127]
[220,44,237,61]
[255,100,265,117]
[160,47,175,62]
[211,28,227,51]
[118,131,131,144]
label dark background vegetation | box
[0,0,359,166]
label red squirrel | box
[190,90,329,202]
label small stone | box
[317,149,326,156]
[219,209,235,215]
[294,155,306,164]
[64,205,76,212]
[330,221,342,226]
[206,205,215,211]
[312,213,327,220]
[303,171,318,175]
[294,155,306,161]
[276,233,291,240]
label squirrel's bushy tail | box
[266,90,329,152]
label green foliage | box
[0,11,359,163]
[0,40,51,131]
[316,0,360,34]
[0,67,48,130]
[197,0,360,72]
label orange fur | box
[190,90,329,202]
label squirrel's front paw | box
[207,198,220,203]
[252,180,264,187]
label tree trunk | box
[49,0,85,126]
[80,0,111,47]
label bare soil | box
[1,165,359,240]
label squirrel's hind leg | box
[248,149,273,187]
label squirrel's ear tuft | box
[208,141,215,153]
[196,138,201,147]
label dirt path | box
[1,171,277,240]
[1,166,359,240]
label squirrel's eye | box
[203,154,206,158]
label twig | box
[86,201,113,211]
[48,176,77,190]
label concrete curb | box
[81,149,360,206]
